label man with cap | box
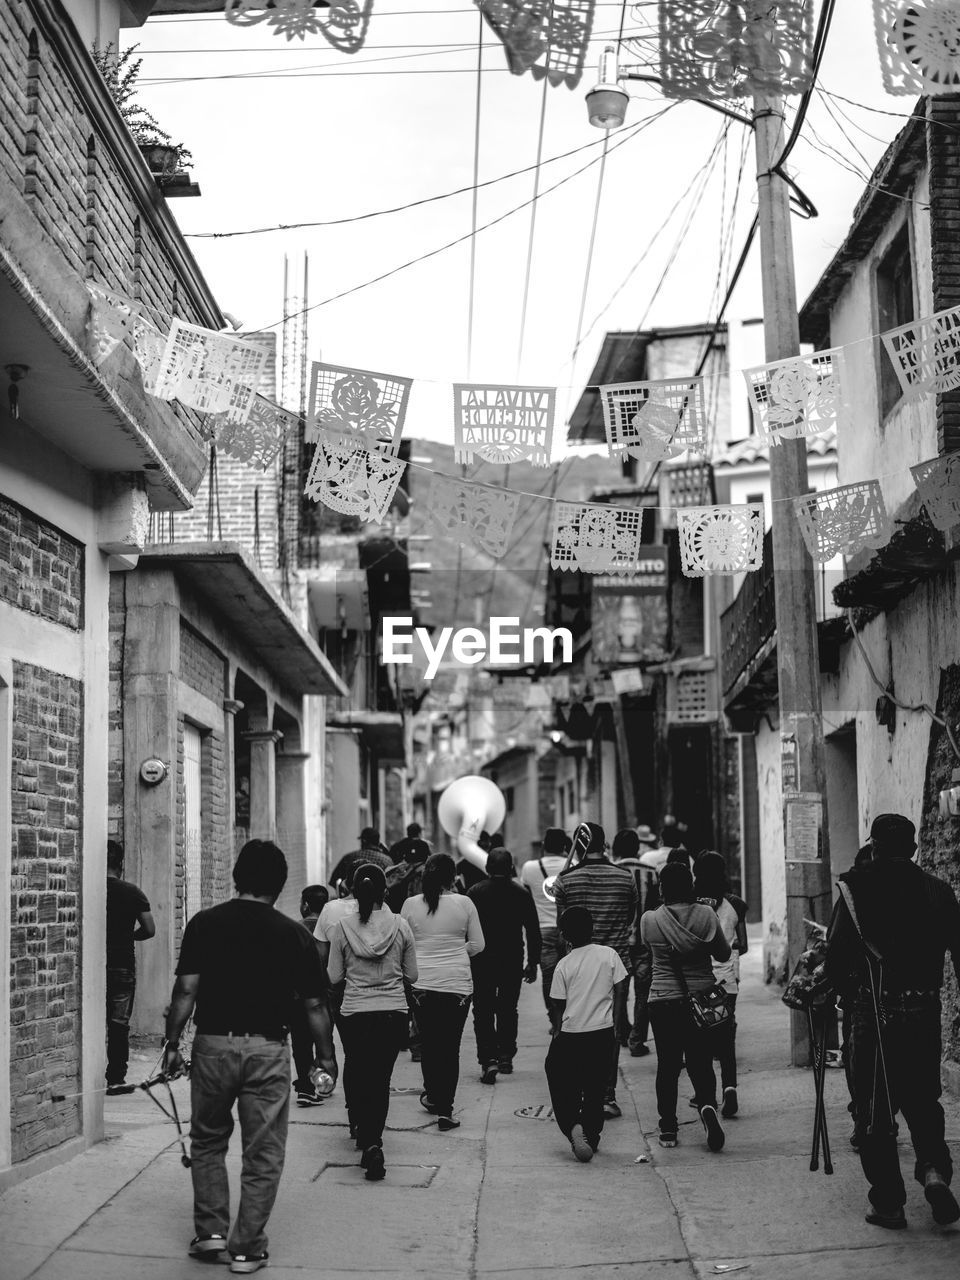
[469,847,542,1081]
[328,828,393,893]
[520,828,572,1031]
[553,822,638,1118]
[825,812,960,1230]
[389,822,426,866]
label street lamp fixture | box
[586,45,754,131]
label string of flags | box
[85,284,960,579]
[211,2,960,107]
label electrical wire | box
[186,128,624,239]
[466,10,484,379]
[845,610,960,763]
[256,107,672,332]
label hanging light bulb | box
[586,45,629,130]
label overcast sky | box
[129,1,914,444]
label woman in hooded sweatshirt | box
[401,853,485,1129]
[640,862,731,1152]
[326,863,418,1181]
[693,851,748,1119]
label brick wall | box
[918,662,960,1067]
[10,661,83,1163]
[0,2,212,450]
[202,729,230,909]
[179,624,225,705]
[174,333,281,570]
[175,714,185,948]
[927,96,960,456]
[0,495,83,629]
[107,574,124,843]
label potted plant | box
[91,44,193,177]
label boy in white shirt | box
[545,906,628,1163]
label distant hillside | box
[405,439,624,631]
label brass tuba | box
[437,775,506,872]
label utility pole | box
[753,94,833,1066]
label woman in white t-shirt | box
[401,853,484,1129]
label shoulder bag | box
[661,913,731,1033]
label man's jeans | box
[849,998,953,1211]
[411,989,471,1118]
[190,1034,291,1257]
[105,967,136,1086]
[471,961,523,1066]
[540,928,563,1030]
[545,1027,614,1144]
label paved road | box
[2,935,958,1278]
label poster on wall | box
[591,546,669,667]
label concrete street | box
[2,940,958,1279]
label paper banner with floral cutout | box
[792,482,892,564]
[86,284,140,365]
[880,306,960,399]
[453,383,556,467]
[658,0,813,100]
[225,0,373,49]
[475,1,596,89]
[151,320,268,425]
[209,396,299,471]
[873,0,960,95]
[911,452,960,531]
[306,362,410,452]
[677,504,764,576]
[599,377,706,463]
[304,433,406,523]
[132,318,170,395]
[549,502,644,574]
[427,473,520,561]
[744,347,849,443]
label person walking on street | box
[520,828,571,1032]
[163,840,336,1274]
[326,864,418,1182]
[105,840,155,1094]
[693,852,748,1118]
[290,884,330,1107]
[468,847,542,1082]
[545,907,628,1163]
[389,821,426,866]
[824,812,960,1230]
[640,862,731,1153]
[611,828,653,1058]
[552,822,637,1119]
[328,828,393,893]
[401,853,485,1129]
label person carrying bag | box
[639,862,732,1152]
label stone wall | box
[9,661,83,1163]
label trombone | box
[542,822,592,900]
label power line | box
[186,128,622,239]
[256,107,671,331]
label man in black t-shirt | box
[164,840,337,1273]
[105,840,154,1092]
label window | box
[876,227,914,420]
[504,786,515,814]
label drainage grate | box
[312,1162,440,1187]
[514,1103,555,1121]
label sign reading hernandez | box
[591,544,669,595]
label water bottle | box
[309,1067,336,1098]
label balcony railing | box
[720,529,776,699]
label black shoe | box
[700,1104,725,1152]
[865,1206,907,1230]
[419,1091,439,1115]
[296,1089,325,1108]
[105,1082,131,1096]
[721,1086,738,1118]
[409,1048,422,1062]
[229,1252,269,1274]
[497,1059,513,1075]
[569,1124,594,1163]
[480,1062,498,1085]
[361,1144,385,1181]
[188,1234,228,1261]
[628,1044,650,1058]
[602,1098,622,1120]
[437,1114,461,1131]
[924,1171,960,1225]
[658,1132,678,1148]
